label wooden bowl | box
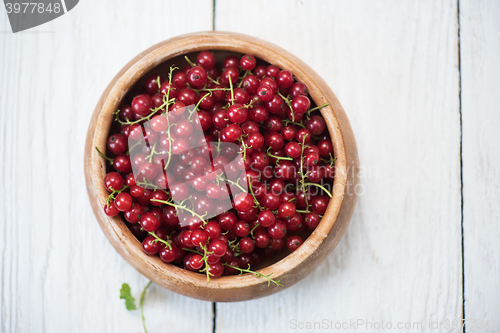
[84,31,358,302]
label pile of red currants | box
[97,51,335,284]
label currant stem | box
[150,199,207,225]
[247,175,263,210]
[250,222,261,237]
[299,136,309,208]
[306,103,330,115]
[184,55,196,67]
[277,91,295,122]
[267,147,293,161]
[106,185,129,207]
[222,263,283,287]
[139,281,152,333]
[282,119,306,128]
[148,231,172,249]
[95,147,114,163]
[228,73,235,105]
[303,182,333,198]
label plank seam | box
[457,0,466,332]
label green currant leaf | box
[120,283,137,311]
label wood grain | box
[215,0,463,331]
[0,1,214,332]
[460,0,500,331]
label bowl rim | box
[84,31,357,301]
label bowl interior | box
[107,50,332,271]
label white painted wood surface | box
[216,0,463,332]
[0,1,214,333]
[461,1,500,332]
[1,0,499,332]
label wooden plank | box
[460,1,500,331]
[215,0,462,331]
[0,1,214,332]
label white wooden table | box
[1,0,499,332]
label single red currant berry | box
[233,220,250,237]
[171,138,189,155]
[289,82,309,98]
[239,237,255,254]
[285,141,302,158]
[311,195,330,215]
[132,94,153,117]
[115,192,132,212]
[241,75,259,94]
[208,261,224,278]
[189,254,204,270]
[160,81,178,99]
[277,202,296,219]
[276,70,294,88]
[191,230,208,247]
[268,237,283,250]
[264,116,283,133]
[262,192,281,211]
[130,185,145,198]
[179,230,194,248]
[270,179,285,195]
[281,125,298,141]
[107,134,127,155]
[218,212,237,231]
[104,172,123,192]
[260,77,279,94]
[220,124,243,142]
[144,74,161,94]
[296,128,312,144]
[266,65,280,79]
[265,94,284,114]
[233,192,254,212]
[227,104,248,123]
[307,165,325,182]
[306,152,320,166]
[205,183,220,199]
[187,66,208,88]
[306,115,326,135]
[205,221,222,239]
[268,220,287,239]
[170,183,189,201]
[318,139,333,157]
[209,239,228,257]
[291,95,311,114]
[253,65,267,79]
[254,230,271,248]
[119,105,134,122]
[220,66,239,87]
[304,212,321,229]
[113,154,132,173]
[249,105,269,122]
[123,203,144,223]
[150,115,168,132]
[240,54,257,71]
[256,85,273,102]
[150,190,168,206]
[247,132,264,150]
[173,72,188,89]
[140,212,160,232]
[265,132,284,150]
[223,55,240,68]
[104,201,119,217]
[287,235,303,251]
[197,51,216,69]
[159,244,179,263]
[142,236,161,255]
